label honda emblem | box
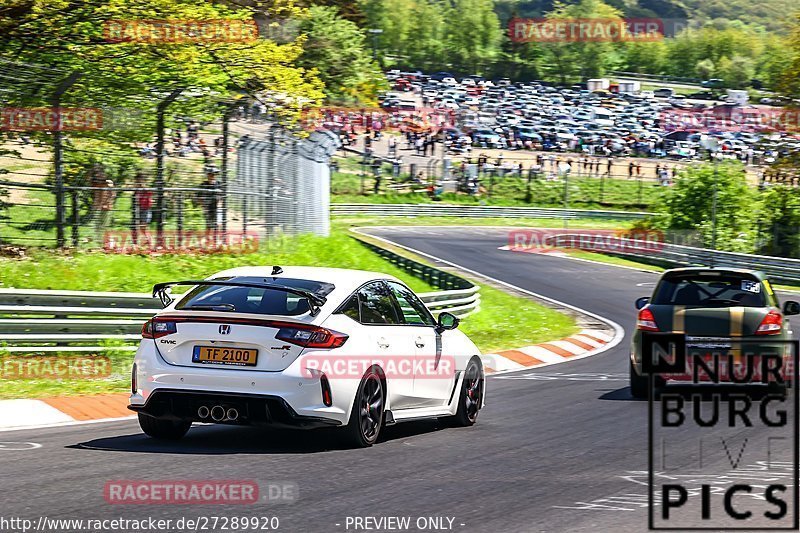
[219,324,231,335]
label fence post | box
[71,190,79,248]
[221,103,233,237]
[599,172,605,204]
[51,72,81,249]
[177,191,183,249]
[563,170,569,229]
[154,88,183,248]
[130,190,139,246]
[637,174,643,205]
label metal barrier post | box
[177,191,184,249]
[154,88,183,248]
[221,103,233,236]
[130,190,139,246]
[71,190,79,248]
[51,72,81,249]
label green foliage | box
[657,161,756,252]
[0,0,324,144]
[538,0,625,83]
[757,185,800,258]
[360,0,502,74]
[298,6,386,103]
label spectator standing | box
[198,172,220,233]
[89,164,116,244]
[132,172,153,239]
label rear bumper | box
[130,342,356,426]
[129,389,341,429]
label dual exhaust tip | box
[197,405,238,422]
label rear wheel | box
[447,358,484,427]
[138,413,191,440]
[629,360,664,399]
[342,367,385,448]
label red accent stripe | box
[536,343,577,358]
[579,333,608,344]
[565,337,594,350]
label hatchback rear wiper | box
[184,304,236,311]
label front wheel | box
[138,413,191,440]
[447,358,484,427]
[342,367,385,448]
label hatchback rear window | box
[652,275,766,307]
[176,276,335,316]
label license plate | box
[192,346,258,366]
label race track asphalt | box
[1,226,796,533]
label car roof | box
[207,266,402,296]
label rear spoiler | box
[152,280,327,316]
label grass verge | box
[0,220,580,397]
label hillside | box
[496,0,800,33]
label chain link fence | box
[0,119,340,250]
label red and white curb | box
[481,328,614,374]
[0,394,134,432]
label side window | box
[387,281,436,326]
[358,281,400,325]
[339,294,360,322]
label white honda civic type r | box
[129,266,485,447]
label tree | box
[695,58,715,79]
[443,0,503,73]
[539,0,625,83]
[0,0,324,143]
[659,161,756,252]
[757,185,800,258]
[622,40,668,75]
[298,6,386,103]
[777,13,800,98]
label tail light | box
[275,326,348,349]
[756,310,783,335]
[131,363,137,394]
[141,319,177,339]
[320,374,333,407]
[637,307,659,331]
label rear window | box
[175,276,335,316]
[652,275,767,307]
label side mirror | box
[783,301,800,316]
[635,297,650,310]
[436,312,460,332]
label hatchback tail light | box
[275,326,348,349]
[141,319,177,339]
[756,310,783,335]
[637,307,659,332]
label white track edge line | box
[353,227,626,376]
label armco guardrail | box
[332,203,652,220]
[353,237,480,317]
[555,233,800,285]
[0,273,478,353]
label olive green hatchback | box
[629,267,800,398]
